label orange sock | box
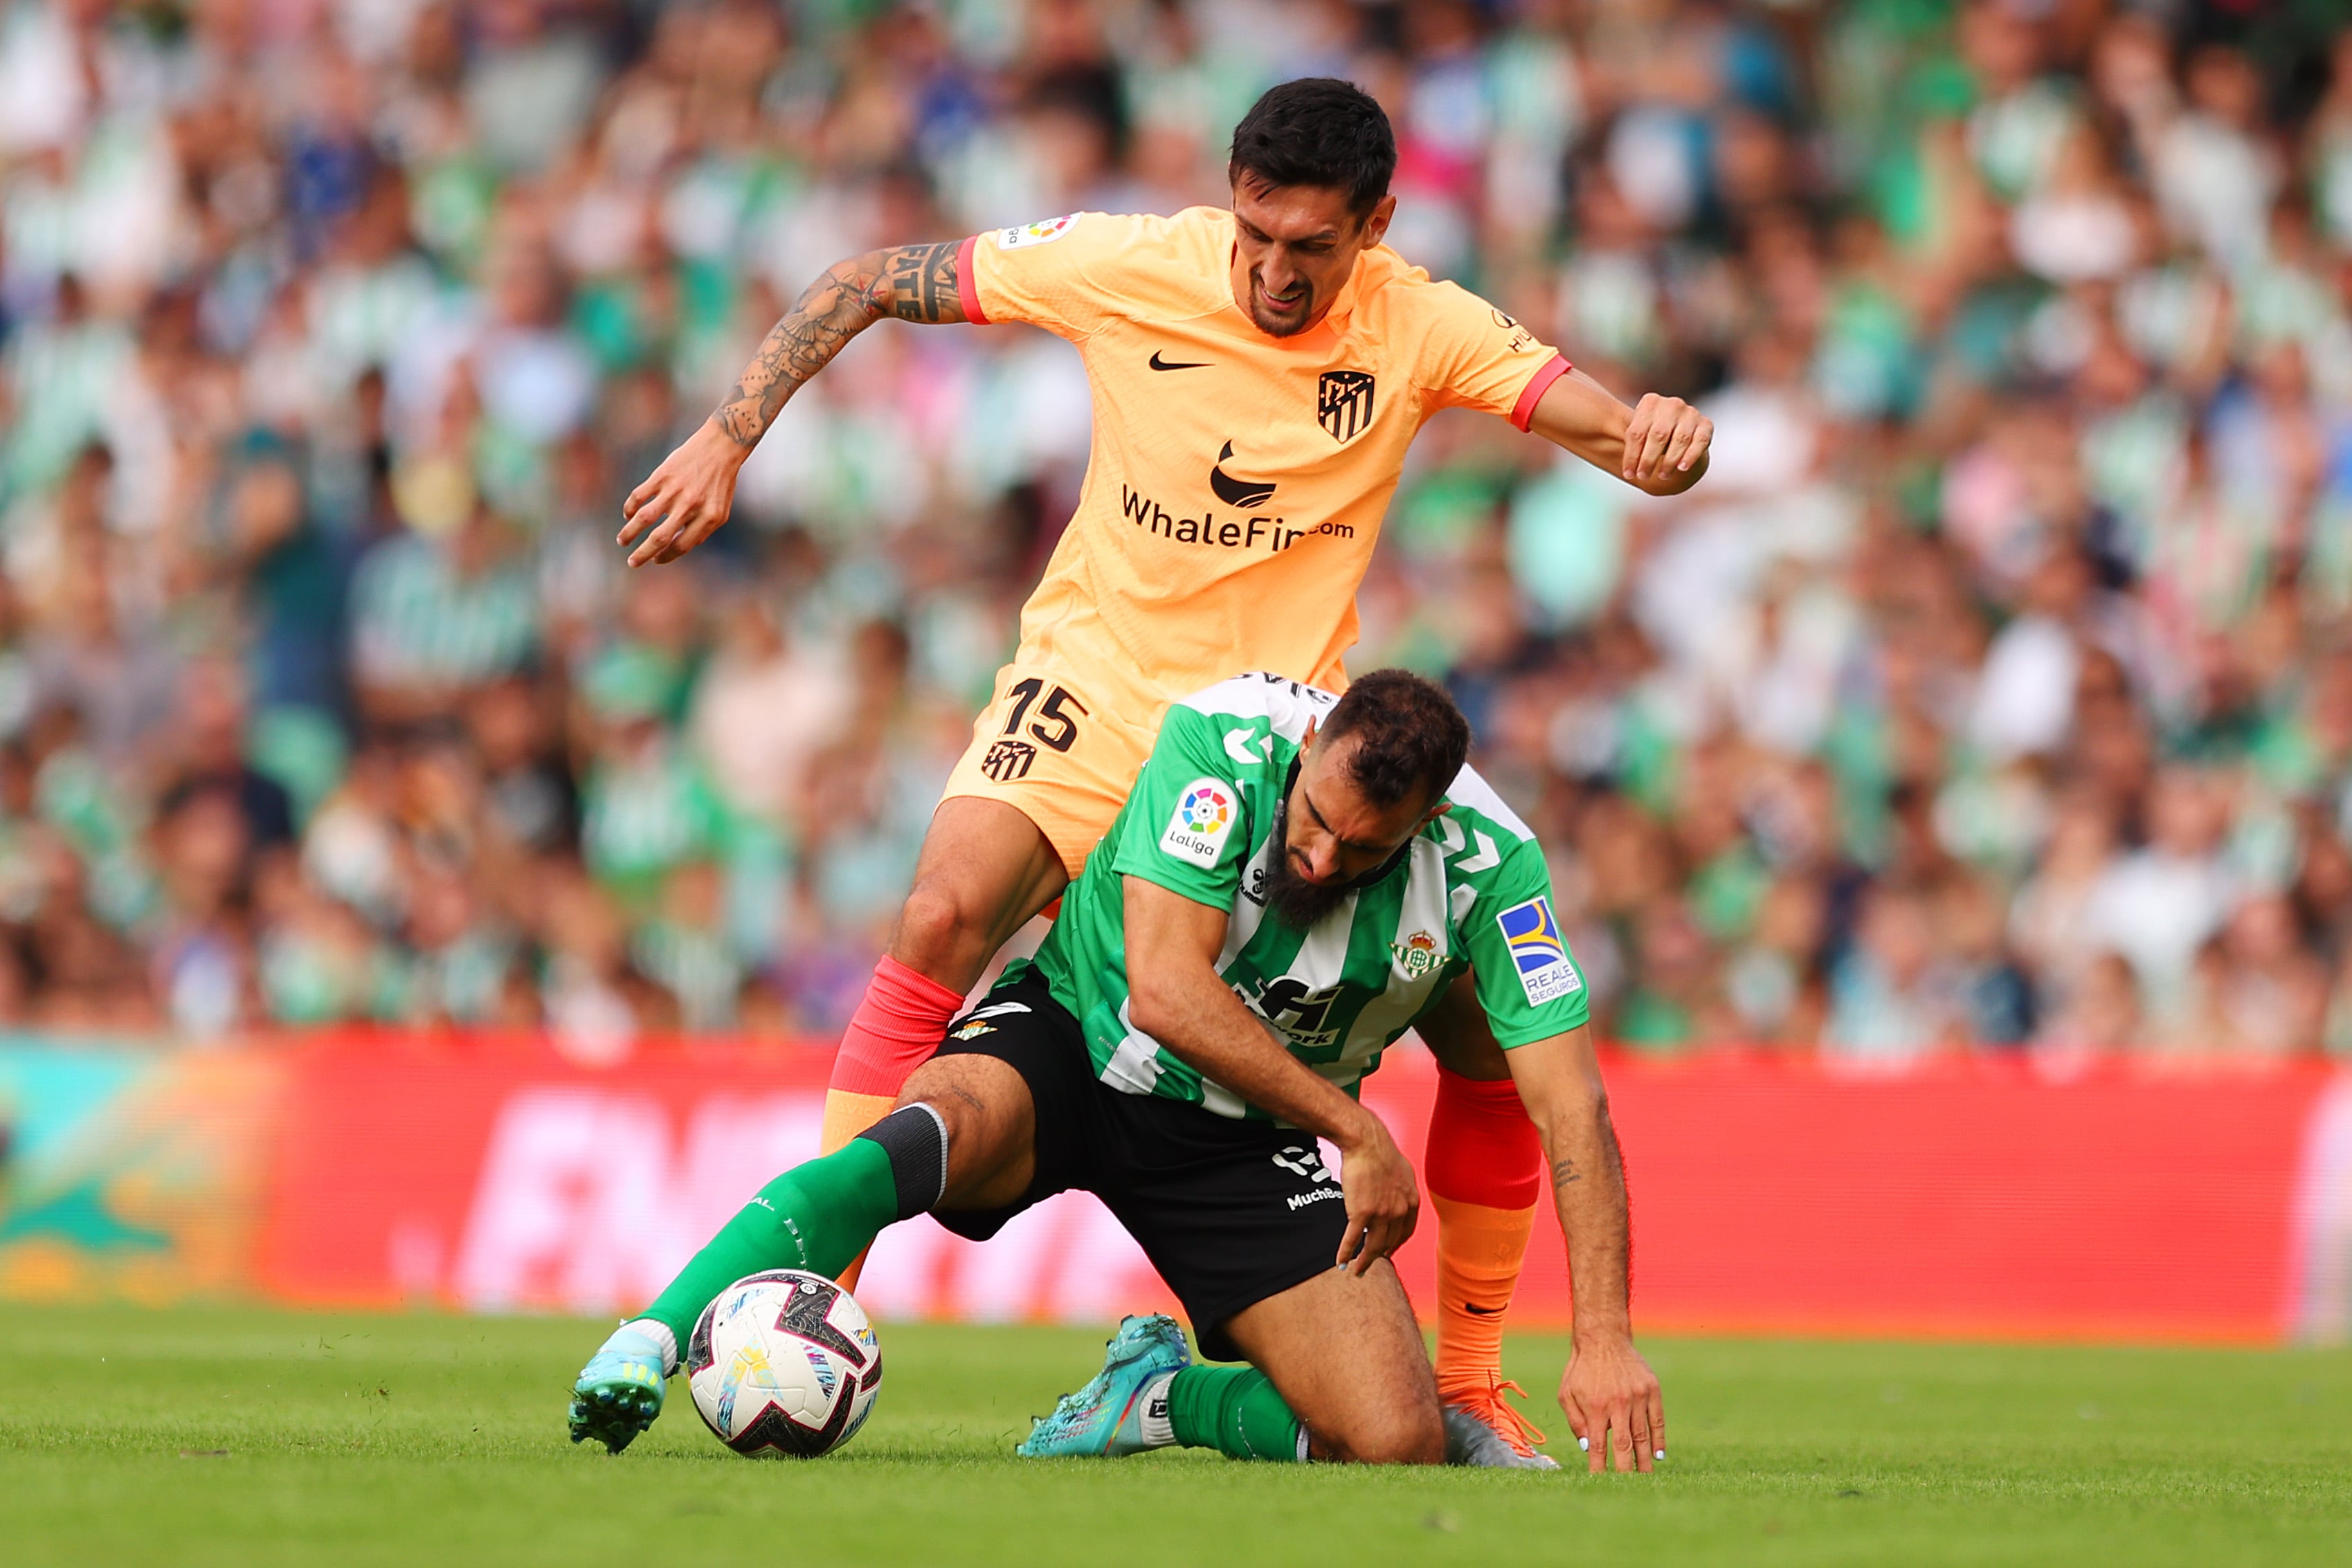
[1430,1192,1540,1395]
[818,1092,896,1289]
[1425,1067,1545,1428]
[817,956,968,1288]
[819,1089,899,1156]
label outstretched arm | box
[1501,1023,1664,1473]
[1528,367,1712,498]
[617,241,970,566]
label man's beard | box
[1262,843,1353,930]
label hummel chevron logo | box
[1435,817,1502,873]
[1148,351,1210,370]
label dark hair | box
[1228,78,1396,219]
[1319,668,1470,810]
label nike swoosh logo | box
[1149,352,1210,371]
[1463,1303,1505,1315]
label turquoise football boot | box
[568,1323,671,1454]
[1015,1314,1192,1457]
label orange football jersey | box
[956,207,1568,705]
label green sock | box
[639,1139,900,1352]
[1166,1365,1306,1461]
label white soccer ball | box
[687,1269,882,1457]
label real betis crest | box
[1391,930,1444,980]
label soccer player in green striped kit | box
[586,670,1662,1468]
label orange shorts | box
[940,664,1168,878]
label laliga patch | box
[1160,778,1236,866]
[1496,895,1582,1007]
[997,215,1074,249]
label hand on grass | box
[1562,1334,1664,1474]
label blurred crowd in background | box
[3,0,2351,1064]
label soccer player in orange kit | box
[581,78,1710,1466]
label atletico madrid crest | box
[1317,370,1375,444]
[981,738,1037,781]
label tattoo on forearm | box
[885,241,961,324]
[1553,1100,1625,1190]
[711,241,964,447]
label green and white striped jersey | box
[1013,673,1588,1120]
[350,534,540,690]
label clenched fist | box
[1620,392,1712,495]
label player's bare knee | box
[1357,1428,1446,1467]
[898,1055,1017,1136]
[890,879,992,979]
[1382,1369,1447,1466]
[1401,1401,1447,1465]
[1322,1405,1445,1466]
[896,1055,1033,1204]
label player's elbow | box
[1125,948,1225,1043]
[1525,1077,1611,1151]
[820,251,894,320]
[1124,963,1184,1041]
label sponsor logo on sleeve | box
[997,215,1074,249]
[1159,778,1236,865]
[1492,307,1537,353]
[1496,895,1582,1007]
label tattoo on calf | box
[711,242,965,448]
[1551,1156,1582,1186]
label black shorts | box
[931,970,1347,1361]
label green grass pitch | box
[3,1302,2349,1567]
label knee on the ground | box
[1321,1404,1446,1466]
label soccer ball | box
[687,1270,882,1457]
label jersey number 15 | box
[1003,677,1088,752]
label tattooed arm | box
[1422,976,1658,1472]
[617,241,969,567]
[1503,1022,1661,1473]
